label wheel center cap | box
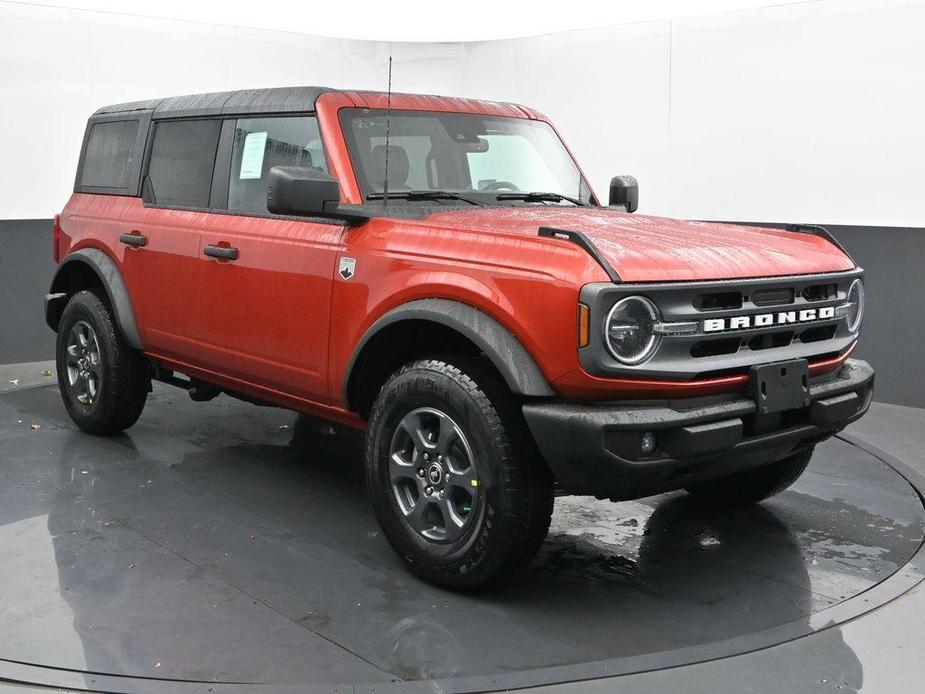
[427,463,444,486]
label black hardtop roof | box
[93,86,334,119]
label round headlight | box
[846,278,864,332]
[604,296,660,365]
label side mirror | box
[609,175,639,213]
[266,166,368,225]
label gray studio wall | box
[0,221,56,364]
[3,220,921,408]
[828,226,921,408]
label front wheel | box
[56,290,150,435]
[365,357,553,590]
[685,446,814,506]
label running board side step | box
[153,366,221,402]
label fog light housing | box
[640,431,658,456]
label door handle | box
[204,244,239,261]
[119,232,148,247]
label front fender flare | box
[344,298,555,405]
[46,248,144,350]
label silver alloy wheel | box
[65,320,103,406]
[388,407,479,542]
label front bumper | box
[523,358,874,500]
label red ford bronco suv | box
[47,87,873,589]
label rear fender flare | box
[46,248,143,350]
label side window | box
[80,119,139,188]
[227,116,328,214]
[146,119,221,208]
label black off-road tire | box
[685,446,814,506]
[365,356,554,590]
[56,290,149,435]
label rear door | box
[120,118,222,362]
[195,114,345,401]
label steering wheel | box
[482,180,520,192]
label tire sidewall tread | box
[365,356,552,590]
[56,290,148,435]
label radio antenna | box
[383,53,393,210]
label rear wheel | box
[365,357,554,590]
[56,290,149,435]
[685,446,814,506]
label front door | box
[195,114,344,401]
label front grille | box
[690,337,740,358]
[802,283,837,302]
[580,269,861,380]
[800,325,837,344]
[746,330,793,352]
[696,291,742,311]
[752,287,794,306]
[689,327,807,358]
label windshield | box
[339,108,594,204]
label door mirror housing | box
[266,166,369,225]
[609,175,639,213]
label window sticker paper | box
[240,131,268,179]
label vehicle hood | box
[419,207,854,282]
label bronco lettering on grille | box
[703,306,836,333]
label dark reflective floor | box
[0,384,922,688]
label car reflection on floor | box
[0,384,913,688]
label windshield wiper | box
[367,190,484,206]
[495,191,587,206]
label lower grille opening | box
[742,408,809,437]
[748,331,793,351]
[691,338,741,358]
[800,325,837,343]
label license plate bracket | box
[749,359,810,414]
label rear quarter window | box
[80,119,139,188]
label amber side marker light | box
[52,214,63,263]
[578,304,591,347]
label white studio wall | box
[1,0,923,226]
[449,0,925,227]
[0,2,382,219]
[3,0,818,42]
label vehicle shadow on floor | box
[220,415,866,686]
[22,395,869,687]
